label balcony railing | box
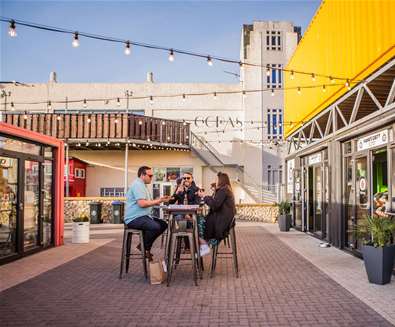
[3,112,190,146]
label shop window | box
[344,142,352,155]
[42,160,53,247]
[392,149,395,211]
[44,147,53,159]
[0,136,41,156]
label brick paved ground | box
[0,226,393,327]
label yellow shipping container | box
[284,0,395,138]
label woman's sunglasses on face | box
[183,176,192,180]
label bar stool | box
[119,226,148,280]
[210,220,239,278]
[167,228,199,286]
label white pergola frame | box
[286,58,395,155]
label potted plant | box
[276,201,291,232]
[356,215,395,285]
[72,214,90,244]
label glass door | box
[354,156,369,250]
[293,169,302,229]
[313,165,323,236]
[24,160,40,251]
[0,156,18,259]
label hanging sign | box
[287,159,295,194]
[308,153,321,165]
[357,130,388,151]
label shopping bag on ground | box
[149,259,166,285]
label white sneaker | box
[199,244,210,257]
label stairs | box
[189,132,279,203]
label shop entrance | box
[300,150,328,239]
[344,147,388,251]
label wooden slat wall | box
[2,113,190,146]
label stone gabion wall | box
[235,204,278,223]
[64,198,124,223]
[65,198,278,224]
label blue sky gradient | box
[1,0,320,83]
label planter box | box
[72,222,90,243]
[278,214,291,232]
[362,244,395,285]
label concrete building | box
[1,20,301,203]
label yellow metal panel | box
[284,0,395,137]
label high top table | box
[162,204,203,282]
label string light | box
[297,87,301,95]
[311,73,316,82]
[8,20,17,37]
[11,102,15,111]
[207,56,213,66]
[329,76,335,83]
[266,66,271,77]
[47,101,52,110]
[162,121,166,126]
[124,41,131,55]
[138,120,143,125]
[149,96,154,105]
[23,112,28,120]
[114,118,118,124]
[322,85,326,92]
[117,98,121,107]
[271,89,275,97]
[83,99,87,108]
[86,141,89,146]
[72,32,79,48]
[182,94,186,102]
[213,92,217,100]
[57,115,61,121]
[242,90,246,99]
[290,71,294,80]
[345,79,351,90]
[168,49,175,62]
[87,117,91,123]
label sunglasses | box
[183,177,192,180]
[145,174,154,178]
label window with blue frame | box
[267,108,283,139]
[266,64,283,88]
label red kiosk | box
[0,122,64,264]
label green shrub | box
[276,201,291,216]
[72,215,89,223]
[355,215,395,247]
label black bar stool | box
[210,221,239,278]
[166,228,199,286]
[119,226,148,280]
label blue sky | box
[1,0,320,83]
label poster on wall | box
[287,159,295,194]
[153,168,166,182]
[166,168,180,182]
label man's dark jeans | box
[126,216,168,251]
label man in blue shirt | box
[124,166,170,260]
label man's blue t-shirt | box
[124,178,152,224]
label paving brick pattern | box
[0,227,393,327]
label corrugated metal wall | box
[284,0,395,137]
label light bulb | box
[182,94,186,102]
[72,32,79,48]
[290,71,294,80]
[311,73,316,82]
[47,101,52,110]
[271,89,275,97]
[207,56,213,66]
[345,79,350,89]
[11,102,15,111]
[168,49,175,62]
[297,87,301,95]
[139,120,143,125]
[57,115,61,121]
[8,20,17,37]
[213,92,217,100]
[322,85,326,92]
[330,76,335,84]
[83,99,87,108]
[149,96,154,105]
[115,118,118,124]
[242,91,246,99]
[124,41,131,55]
[23,113,28,120]
[266,66,271,77]
[117,98,121,106]
[87,117,91,123]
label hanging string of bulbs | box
[2,16,358,85]
[5,83,347,112]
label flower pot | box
[278,214,291,232]
[72,222,90,243]
[362,244,395,285]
